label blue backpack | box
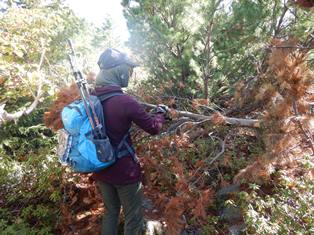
[57,92,135,173]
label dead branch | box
[190,136,226,188]
[184,119,211,135]
[167,117,192,133]
[207,136,226,165]
[141,102,260,128]
[0,48,46,126]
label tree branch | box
[141,102,260,128]
[274,1,289,37]
[207,136,226,165]
[0,48,46,126]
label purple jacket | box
[91,86,165,185]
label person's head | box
[95,48,138,88]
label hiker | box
[91,48,168,235]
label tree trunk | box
[204,76,209,100]
[140,102,260,128]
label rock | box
[145,220,164,235]
[228,223,246,235]
[217,184,240,197]
[220,205,242,222]
[180,230,189,235]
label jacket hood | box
[95,64,130,88]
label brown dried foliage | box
[211,112,226,125]
[138,135,215,234]
[57,173,104,235]
[233,38,314,184]
[191,189,214,220]
[164,196,186,235]
[44,83,80,131]
[191,99,209,110]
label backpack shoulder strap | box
[97,91,136,161]
[98,91,124,102]
[116,130,137,161]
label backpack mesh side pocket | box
[86,130,115,163]
[57,129,72,164]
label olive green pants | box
[97,181,144,235]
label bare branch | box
[190,135,226,188]
[0,48,46,126]
[140,102,260,128]
[274,2,289,37]
[167,117,192,133]
[207,136,226,165]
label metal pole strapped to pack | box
[67,40,104,139]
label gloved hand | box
[153,104,171,120]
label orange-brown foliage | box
[44,83,80,131]
[233,160,273,184]
[137,134,217,233]
[57,174,104,234]
[233,38,314,184]
[211,112,226,125]
[191,189,214,220]
[171,156,188,192]
[191,99,209,110]
[164,196,186,235]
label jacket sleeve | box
[124,96,165,135]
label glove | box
[153,104,171,120]
[155,104,168,113]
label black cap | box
[97,48,139,70]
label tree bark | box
[141,102,260,128]
[0,48,46,126]
[203,76,209,100]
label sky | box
[65,0,130,43]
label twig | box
[140,94,225,113]
[166,117,192,133]
[17,74,36,98]
[176,119,211,135]
[198,105,222,114]
[274,1,288,36]
[190,136,226,188]
[207,136,226,165]
[190,167,216,189]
